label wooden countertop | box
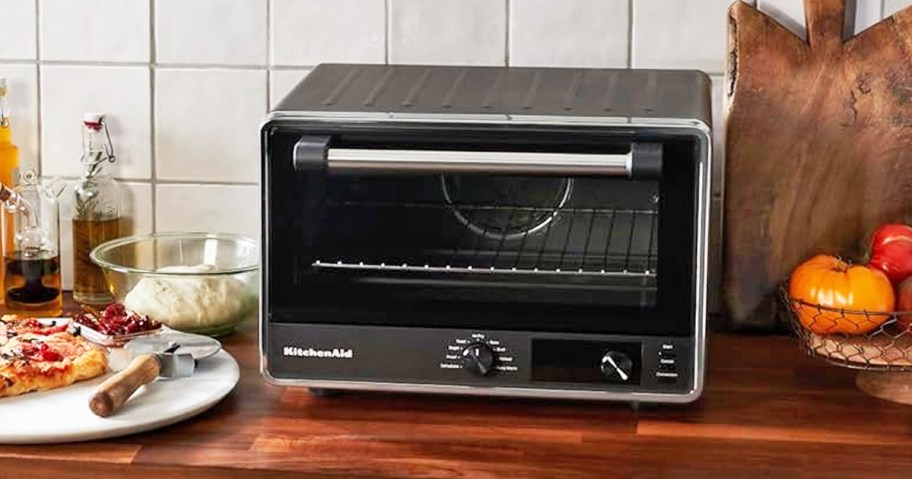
[3,320,912,478]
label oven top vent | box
[273,64,712,124]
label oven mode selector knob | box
[600,351,634,382]
[461,342,497,376]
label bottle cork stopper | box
[83,112,105,124]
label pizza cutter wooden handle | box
[89,354,160,417]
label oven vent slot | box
[312,202,658,278]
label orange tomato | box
[789,255,894,335]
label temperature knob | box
[600,351,634,382]
[461,342,497,376]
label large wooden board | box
[724,0,912,328]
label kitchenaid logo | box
[283,346,354,359]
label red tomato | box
[19,342,64,362]
[869,224,912,285]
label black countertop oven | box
[261,64,712,404]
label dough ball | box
[123,264,255,332]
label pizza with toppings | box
[0,315,69,346]
[0,315,108,398]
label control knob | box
[461,342,497,376]
[600,351,633,382]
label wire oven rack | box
[313,200,658,279]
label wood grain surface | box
[724,0,912,328]
[3,300,912,477]
[857,371,912,406]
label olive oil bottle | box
[0,79,21,305]
[73,114,120,306]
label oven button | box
[600,351,634,382]
[461,342,497,377]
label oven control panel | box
[527,338,690,391]
[441,332,518,376]
[655,341,682,384]
[267,323,696,395]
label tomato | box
[869,224,912,285]
[19,342,64,362]
[789,255,894,335]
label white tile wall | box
[154,68,266,182]
[855,2,885,32]
[271,0,386,66]
[155,184,259,239]
[156,0,267,66]
[0,0,37,60]
[40,65,152,179]
[633,0,734,72]
[510,0,629,68]
[39,0,150,62]
[269,69,311,108]
[390,0,507,66]
[0,0,902,291]
[886,0,912,16]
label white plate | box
[0,350,240,444]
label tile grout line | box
[271,64,318,71]
[34,0,42,178]
[385,0,391,64]
[0,61,323,71]
[145,180,259,186]
[266,0,272,108]
[627,0,633,68]
[55,176,258,187]
[31,60,279,70]
[149,0,157,233]
[505,0,511,66]
[38,60,151,67]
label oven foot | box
[630,401,658,412]
[308,388,342,398]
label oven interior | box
[265,125,698,336]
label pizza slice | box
[0,315,69,346]
[0,329,108,399]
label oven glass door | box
[265,124,698,336]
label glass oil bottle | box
[0,172,64,317]
[0,79,21,304]
[73,113,120,306]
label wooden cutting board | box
[724,0,912,328]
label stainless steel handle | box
[292,136,661,177]
[324,148,632,176]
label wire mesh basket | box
[780,285,912,372]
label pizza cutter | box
[89,332,221,417]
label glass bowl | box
[90,232,259,337]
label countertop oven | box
[261,64,712,403]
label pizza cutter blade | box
[89,333,222,417]
[125,332,222,361]
[107,332,221,371]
